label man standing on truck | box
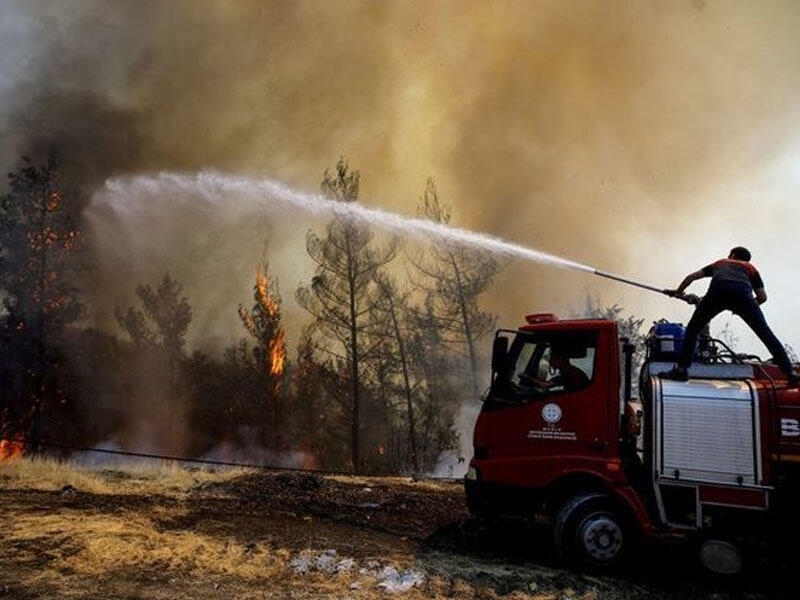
[662,246,798,385]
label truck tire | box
[554,493,627,569]
[698,538,743,575]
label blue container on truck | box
[649,322,686,361]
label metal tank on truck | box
[464,309,800,574]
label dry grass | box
[0,458,628,599]
[0,455,248,496]
[326,473,461,492]
[6,510,290,580]
[1,503,483,599]
[0,459,447,597]
[0,459,373,596]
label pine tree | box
[0,154,84,452]
[295,158,396,472]
[291,329,325,454]
[410,178,503,400]
[114,273,193,454]
[372,273,420,472]
[115,272,192,383]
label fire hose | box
[593,270,701,305]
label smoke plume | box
[4,2,800,325]
[4,1,800,457]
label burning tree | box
[295,158,397,473]
[181,267,288,460]
[0,154,83,457]
[409,178,503,400]
[237,263,287,449]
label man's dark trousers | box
[677,282,793,375]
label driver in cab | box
[521,347,589,392]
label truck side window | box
[508,334,596,397]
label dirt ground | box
[0,463,797,599]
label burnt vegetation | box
[0,153,638,475]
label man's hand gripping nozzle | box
[663,289,701,305]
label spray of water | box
[96,170,597,274]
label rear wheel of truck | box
[554,493,628,569]
[698,538,743,575]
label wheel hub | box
[699,539,742,575]
[579,516,623,562]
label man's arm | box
[751,270,767,305]
[665,269,706,297]
[519,372,558,390]
[677,269,706,293]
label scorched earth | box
[0,459,795,599]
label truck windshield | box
[502,332,596,398]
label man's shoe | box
[660,366,688,382]
[787,372,799,387]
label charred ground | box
[0,462,796,599]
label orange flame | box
[0,435,24,462]
[256,268,281,319]
[46,190,63,211]
[255,267,286,377]
[269,329,286,376]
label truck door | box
[485,330,609,485]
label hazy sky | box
[3,0,800,357]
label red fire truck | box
[465,313,800,574]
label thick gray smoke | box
[4,1,800,327]
[4,1,800,462]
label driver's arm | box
[519,372,557,390]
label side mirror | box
[492,335,509,373]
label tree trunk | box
[387,294,419,473]
[450,255,480,399]
[347,239,361,473]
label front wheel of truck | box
[555,493,628,569]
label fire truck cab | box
[465,313,800,573]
